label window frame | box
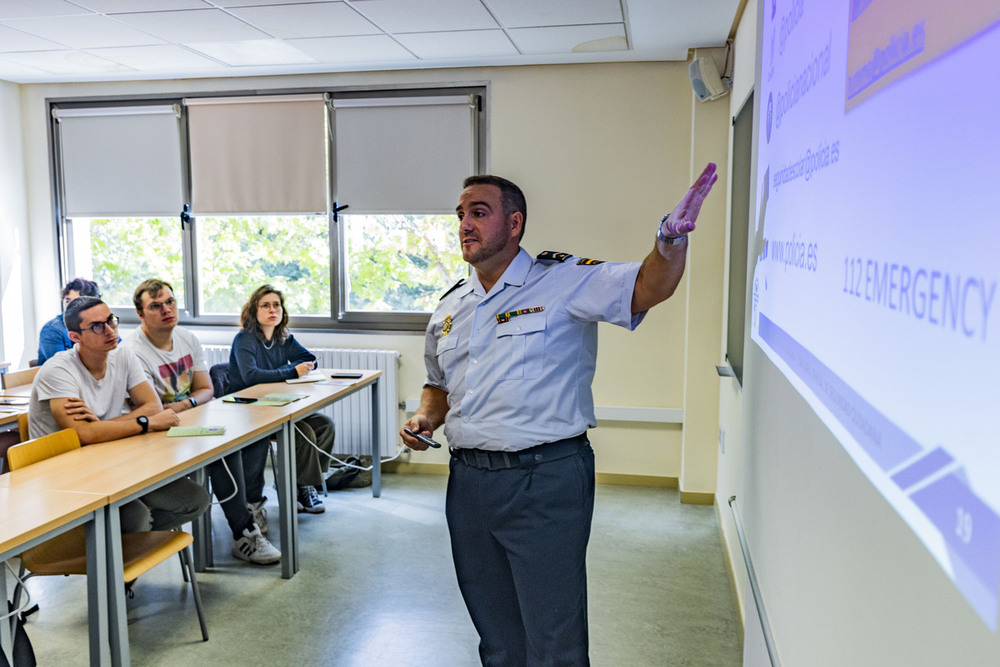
[49,84,487,332]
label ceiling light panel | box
[186,38,316,66]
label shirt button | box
[467,389,474,395]
[472,358,478,364]
[515,326,521,332]
[463,417,470,423]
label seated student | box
[37,277,101,365]
[27,296,210,533]
[228,284,336,514]
[122,279,279,565]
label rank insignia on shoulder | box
[537,250,571,263]
[438,278,466,300]
[576,257,604,265]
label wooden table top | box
[0,370,380,504]
[0,486,106,556]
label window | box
[51,87,485,330]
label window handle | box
[333,202,349,222]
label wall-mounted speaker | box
[689,56,728,102]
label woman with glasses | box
[228,285,336,515]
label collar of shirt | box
[467,247,532,298]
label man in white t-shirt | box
[28,296,209,533]
[122,279,279,565]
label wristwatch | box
[657,214,688,245]
[189,397,198,408]
[137,415,150,434]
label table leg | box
[85,510,110,666]
[370,377,382,498]
[1,564,12,667]
[106,506,130,667]
[276,424,298,579]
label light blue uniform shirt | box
[424,247,646,451]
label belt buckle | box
[473,450,490,469]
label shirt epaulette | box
[536,250,571,262]
[439,278,466,301]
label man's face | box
[456,184,520,266]
[72,303,119,352]
[137,288,178,333]
[62,289,82,311]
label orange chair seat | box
[21,527,194,582]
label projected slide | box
[753,0,1000,629]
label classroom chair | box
[7,428,209,642]
[2,366,39,390]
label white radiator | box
[202,345,400,458]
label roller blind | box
[331,95,477,214]
[186,94,328,215]
[55,105,183,217]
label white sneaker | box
[247,499,268,535]
[232,525,281,565]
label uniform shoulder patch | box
[536,250,571,263]
[576,257,604,265]
[438,278,466,301]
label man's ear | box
[509,211,524,239]
[68,330,82,345]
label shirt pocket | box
[495,312,546,380]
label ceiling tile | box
[0,24,65,52]
[291,34,415,64]
[1,14,167,49]
[113,8,271,43]
[0,0,92,20]
[509,24,626,55]
[350,0,498,34]
[228,2,379,39]
[211,0,341,5]
[486,0,623,28]
[86,44,223,71]
[185,39,316,66]
[395,29,517,60]
[72,0,211,12]
[1,49,135,75]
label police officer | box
[401,164,718,666]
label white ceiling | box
[0,0,741,84]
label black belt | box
[450,433,589,471]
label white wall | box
[16,62,731,485]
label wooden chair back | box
[7,428,81,470]
[3,366,40,390]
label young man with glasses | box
[27,295,210,533]
[122,279,280,564]
[36,277,101,365]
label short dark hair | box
[462,174,527,240]
[61,277,100,301]
[64,296,105,333]
[133,278,174,311]
[240,284,290,343]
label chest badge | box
[442,314,453,336]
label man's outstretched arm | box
[632,162,719,314]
